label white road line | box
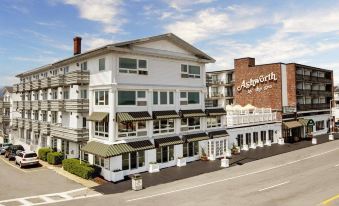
[258,181,290,192]
[127,147,339,202]
[335,164,339,167]
[39,196,54,203]
[32,194,102,206]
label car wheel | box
[19,162,22,168]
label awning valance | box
[154,136,184,147]
[182,132,209,143]
[208,130,228,139]
[117,112,152,122]
[153,110,180,120]
[81,140,155,158]
[283,121,303,129]
[88,112,108,121]
[179,109,206,118]
[205,108,226,116]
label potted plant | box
[231,144,240,155]
[148,162,160,173]
[200,148,208,161]
[177,157,187,167]
[112,169,124,182]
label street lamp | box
[329,99,335,141]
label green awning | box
[88,112,108,121]
[208,130,228,139]
[117,112,152,122]
[82,140,155,158]
[283,121,303,129]
[153,110,180,120]
[179,109,206,118]
[154,136,184,147]
[182,132,209,143]
[205,108,226,116]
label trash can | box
[132,174,143,191]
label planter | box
[225,150,232,157]
[112,170,124,182]
[200,156,208,161]
[177,158,187,167]
[242,145,249,151]
[278,138,285,145]
[148,163,160,173]
[209,154,216,161]
[221,159,229,168]
[250,143,257,149]
[312,138,317,144]
[265,140,272,146]
[257,142,264,147]
[329,134,334,141]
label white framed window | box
[119,57,147,75]
[95,90,109,105]
[153,119,175,135]
[118,91,147,106]
[94,155,105,168]
[42,91,48,100]
[42,111,47,122]
[80,89,88,99]
[63,66,69,74]
[63,90,69,100]
[183,142,199,157]
[180,91,200,105]
[207,116,221,128]
[181,117,200,131]
[51,111,58,124]
[156,145,174,163]
[118,121,147,138]
[122,151,145,170]
[33,110,39,121]
[181,64,200,78]
[51,90,58,100]
[153,91,174,105]
[94,116,109,138]
[80,61,87,71]
[99,58,105,71]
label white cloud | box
[63,0,124,34]
[82,36,115,50]
[165,0,214,11]
[0,75,19,87]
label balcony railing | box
[65,71,90,85]
[2,102,10,108]
[31,79,41,90]
[24,119,32,129]
[18,119,25,128]
[50,124,89,142]
[296,74,332,83]
[50,100,65,111]
[18,83,25,92]
[50,75,66,88]
[41,78,51,89]
[226,112,277,127]
[297,103,330,111]
[41,122,51,134]
[32,120,40,132]
[1,115,10,123]
[64,99,89,112]
[31,101,41,110]
[41,101,51,110]
[24,101,32,110]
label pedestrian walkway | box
[92,133,338,195]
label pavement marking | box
[0,156,28,173]
[258,181,290,192]
[322,194,339,205]
[127,147,339,202]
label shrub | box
[47,152,64,165]
[38,147,52,161]
[62,159,101,179]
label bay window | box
[181,117,200,131]
[207,116,221,128]
[118,91,147,106]
[94,116,109,138]
[153,119,175,135]
[156,145,174,163]
[183,142,199,157]
[118,121,147,137]
[181,64,201,78]
[95,90,109,105]
[119,57,148,75]
[122,151,145,170]
[180,91,200,105]
[153,91,174,105]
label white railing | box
[226,112,277,126]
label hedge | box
[62,159,101,179]
[38,148,53,161]
[47,152,64,165]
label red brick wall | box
[286,64,297,107]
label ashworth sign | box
[237,72,278,94]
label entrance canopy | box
[283,121,303,129]
[182,132,209,143]
[152,110,180,120]
[88,112,108,121]
[154,136,184,147]
[299,118,315,127]
[208,130,228,139]
[117,111,152,122]
[205,108,226,116]
[179,109,206,118]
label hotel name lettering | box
[237,72,278,94]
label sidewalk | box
[92,133,338,195]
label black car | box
[4,145,25,160]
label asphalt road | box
[50,139,339,206]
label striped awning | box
[208,130,228,139]
[205,108,226,116]
[88,112,108,121]
[154,136,184,147]
[283,121,303,129]
[179,109,206,118]
[117,112,152,122]
[81,140,155,158]
[182,132,209,143]
[153,110,180,120]
[298,118,315,126]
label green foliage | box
[62,159,101,179]
[38,147,52,161]
[47,152,64,165]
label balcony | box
[24,82,32,91]
[50,124,89,142]
[1,115,10,123]
[32,120,40,132]
[297,103,330,111]
[41,78,51,89]
[24,119,32,129]
[65,71,90,85]
[226,112,277,127]
[50,100,65,111]
[31,79,41,90]
[24,101,32,110]
[50,75,66,88]
[31,101,41,110]
[13,84,18,93]
[2,102,10,108]
[12,118,18,129]
[18,119,25,128]
[64,99,89,112]
[41,122,51,134]
[41,101,51,110]
[18,83,25,92]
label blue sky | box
[1,0,339,86]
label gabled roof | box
[2,86,13,94]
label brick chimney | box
[73,36,82,55]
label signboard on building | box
[283,106,297,113]
[237,72,278,94]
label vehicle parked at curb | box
[4,145,24,160]
[0,143,13,155]
[15,151,39,168]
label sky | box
[1,0,339,86]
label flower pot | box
[177,158,187,167]
[149,163,160,173]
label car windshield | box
[24,153,37,158]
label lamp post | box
[329,99,334,141]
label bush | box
[47,152,64,165]
[62,159,101,179]
[38,147,52,161]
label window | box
[269,130,274,142]
[153,91,174,105]
[181,64,200,78]
[119,58,148,75]
[80,90,88,99]
[51,90,57,100]
[316,121,325,130]
[237,134,243,147]
[27,111,32,119]
[83,117,87,128]
[80,61,87,71]
[207,116,221,128]
[118,121,147,138]
[156,145,174,163]
[94,155,105,168]
[42,91,48,100]
[260,131,266,142]
[245,133,251,145]
[33,92,39,100]
[118,91,147,106]
[95,91,109,105]
[253,132,258,143]
[63,90,69,100]
[122,151,145,170]
[95,116,109,138]
[63,66,69,74]
[99,58,105,71]
[181,117,200,131]
[153,119,175,135]
[33,110,39,121]
[51,111,58,124]
[180,92,200,105]
[42,111,47,122]
[183,142,199,157]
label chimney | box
[73,36,82,55]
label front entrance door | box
[208,138,227,159]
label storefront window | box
[153,119,175,134]
[118,121,147,138]
[207,116,221,128]
[181,117,200,131]
[260,131,266,142]
[316,121,325,130]
[122,152,145,171]
[183,142,198,157]
[237,134,243,147]
[156,145,174,163]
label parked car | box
[4,145,24,160]
[15,151,39,168]
[0,143,12,155]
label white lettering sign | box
[237,72,278,92]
